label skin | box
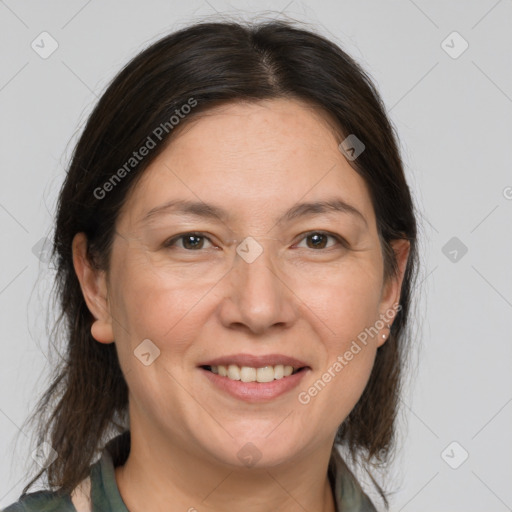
[72,98,410,512]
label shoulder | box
[2,431,130,512]
[329,446,379,511]
[2,489,75,512]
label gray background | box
[1,1,511,510]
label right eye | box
[163,232,215,251]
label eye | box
[294,231,345,250]
[163,231,345,252]
[164,232,215,250]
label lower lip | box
[200,367,309,402]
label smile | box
[203,364,302,382]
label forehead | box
[117,98,376,231]
[172,98,343,155]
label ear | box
[377,238,410,347]
[72,232,114,344]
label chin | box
[201,430,308,470]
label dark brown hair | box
[18,18,418,507]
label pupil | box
[184,235,202,249]
[308,233,326,249]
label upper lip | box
[198,353,309,369]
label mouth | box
[197,354,311,402]
[200,364,306,382]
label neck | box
[115,417,336,512]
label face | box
[75,98,408,469]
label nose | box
[217,238,298,335]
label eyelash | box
[163,231,347,251]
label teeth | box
[256,366,274,383]
[274,364,284,379]
[209,364,299,382]
[240,366,256,382]
[227,364,241,380]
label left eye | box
[295,231,343,250]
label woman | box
[4,18,418,512]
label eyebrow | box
[140,198,368,227]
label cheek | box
[107,259,210,422]
[298,257,384,341]
[108,251,219,346]
[297,333,378,440]
[325,273,383,376]
[293,260,383,426]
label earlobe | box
[72,232,115,344]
